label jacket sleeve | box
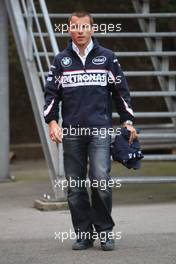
[43,56,62,124]
[108,53,134,124]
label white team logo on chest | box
[92,56,107,65]
[61,57,72,67]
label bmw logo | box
[61,57,72,67]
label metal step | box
[34,32,176,38]
[124,71,176,76]
[131,91,176,97]
[138,133,176,140]
[143,154,176,161]
[42,71,176,77]
[25,13,176,19]
[112,176,176,184]
[112,112,176,118]
[35,51,176,58]
[137,123,175,129]
[115,51,176,57]
[111,154,176,161]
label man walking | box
[44,11,137,250]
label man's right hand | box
[48,120,62,143]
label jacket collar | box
[67,36,99,51]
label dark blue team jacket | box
[43,37,134,128]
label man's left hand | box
[123,123,138,144]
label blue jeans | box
[63,130,115,238]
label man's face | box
[68,15,93,47]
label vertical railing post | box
[27,0,33,61]
[0,0,10,181]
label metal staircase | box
[2,0,176,193]
[43,8,176,159]
[49,15,176,115]
[5,0,65,199]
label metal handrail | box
[29,0,50,68]
[21,0,28,15]
[30,29,45,85]
[21,0,46,84]
[39,0,59,56]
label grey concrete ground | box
[0,160,176,264]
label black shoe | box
[72,238,94,250]
[101,238,115,251]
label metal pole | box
[39,0,59,55]
[27,0,33,61]
[39,0,64,178]
[0,0,10,181]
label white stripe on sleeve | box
[121,97,134,116]
[44,98,55,117]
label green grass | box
[111,161,176,177]
[111,161,176,204]
[10,160,176,204]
